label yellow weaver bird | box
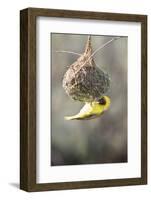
[65,96,110,120]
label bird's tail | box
[64,115,78,120]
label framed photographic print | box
[20,8,147,191]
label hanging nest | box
[62,36,110,102]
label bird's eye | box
[98,97,106,105]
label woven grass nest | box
[62,36,110,102]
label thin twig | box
[55,50,81,56]
[82,37,120,68]
[91,37,120,58]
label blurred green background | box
[51,33,127,166]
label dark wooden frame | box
[20,7,147,192]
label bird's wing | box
[65,103,93,120]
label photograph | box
[20,8,147,191]
[51,33,128,166]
